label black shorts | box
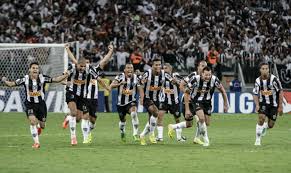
[143,98,161,110]
[160,102,180,118]
[25,101,47,122]
[193,101,212,116]
[258,103,278,121]
[86,99,98,118]
[117,102,137,120]
[66,91,88,113]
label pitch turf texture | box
[0,113,290,173]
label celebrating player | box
[180,60,207,145]
[2,62,68,148]
[168,66,228,146]
[110,63,143,142]
[253,62,283,146]
[139,58,173,145]
[156,63,185,142]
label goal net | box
[0,43,70,112]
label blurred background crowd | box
[0,0,290,84]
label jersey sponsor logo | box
[122,89,133,95]
[29,91,41,97]
[197,89,210,93]
[149,86,161,91]
[164,88,174,94]
[261,90,272,96]
[90,79,97,85]
[73,80,86,85]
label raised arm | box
[52,72,69,83]
[217,84,229,113]
[97,78,110,91]
[65,45,78,64]
[99,44,114,70]
[2,77,17,87]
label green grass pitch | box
[0,112,290,173]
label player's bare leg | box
[140,105,158,145]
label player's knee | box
[76,116,82,123]
[268,123,274,128]
[205,121,210,126]
[186,121,193,128]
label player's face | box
[78,62,86,72]
[124,64,134,77]
[260,65,269,76]
[163,66,171,73]
[152,61,161,73]
[202,70,212,82]
[29,64,39,75]
[198,62,207,74]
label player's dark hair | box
[152,57,161,63]
[202,66,212,72]
[29,62,39,68]
[259,62,269,68]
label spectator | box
[115,46,129,71]
[229,76,242,92]
[98,73,111,112]
[130,48,143,71]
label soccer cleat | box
[37,127,42,136]
[83,138,92,144]
[121,133,126,142]
[254,139,261,146]
[71,136,77,146]
[32,143,40,149]
[202,137,210,147]
[261,128,267,137]
[177,138,186,142]
[88,133,92,142]
[168,124,175,139]
[140,135,147,146]
[133,135,140,142]
[62,117,69,129]
[156,137,163,142]
[193,137,204,145]
[149,133,157,144]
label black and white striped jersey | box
[253,74,282,107]
[142,69,172,102]
[162,72,181,105]
[67,63,99,98]
[115,73,140,106]
[186,75,221,102]
[86,65,102,99]
[15,74,52,103]
[183,71,197,83]
[181,71,197,102]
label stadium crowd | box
[0,0,290,81]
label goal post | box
[0,43,74,113]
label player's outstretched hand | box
[2,77,7,82]
[108,44,114,52]
[185,110,192,120]
[255,105,260,113]
[224,103,229,113]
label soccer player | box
[180,60,207,145]
[64,57,100,145]
[139,58,173,145]
[156,63,185,142]
[63,44,113,144]
[168,66,228,147]
[2,62,68,148]
[253,62,283,146]
[109,63,143,142]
